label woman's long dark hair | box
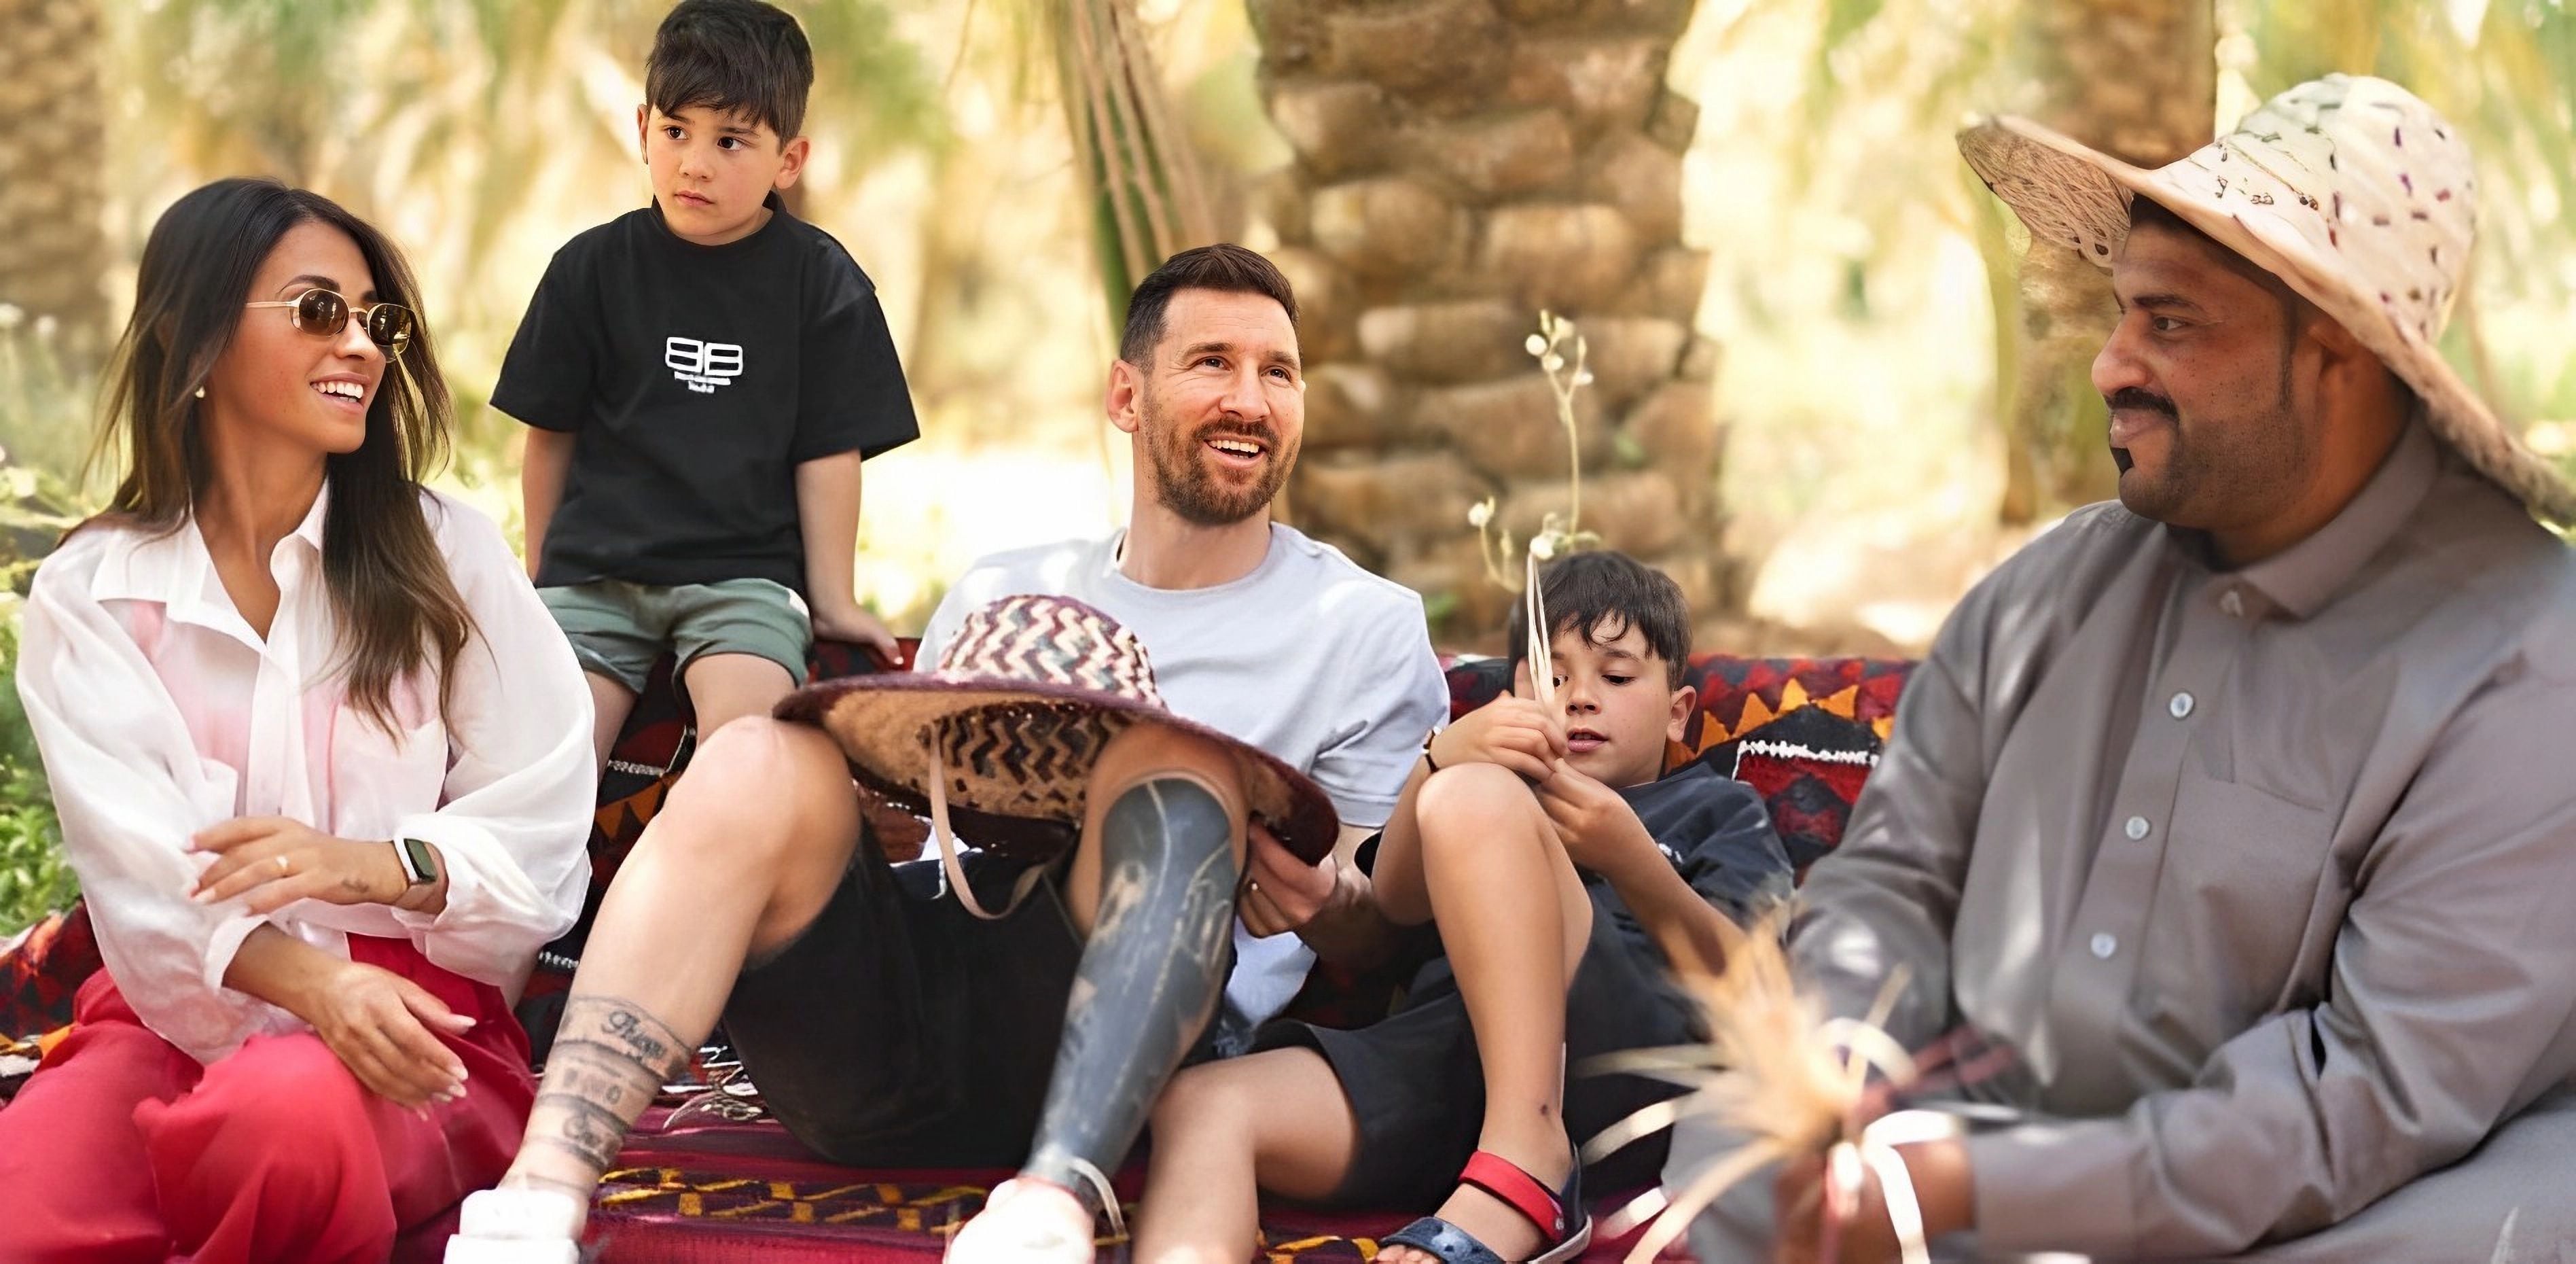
[89,177,472,733]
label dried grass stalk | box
[1584,909,1932,1263]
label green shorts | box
[539,578,813,695]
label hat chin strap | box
[928,745,1050,921]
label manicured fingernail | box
[188,888,213,903]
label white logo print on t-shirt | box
[665,337,745,394]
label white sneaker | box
[444,1187,586,1264]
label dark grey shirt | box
[1792,422,2576,1256]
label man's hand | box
[296,957,476,1108]
[811,601,901,659]
[1239,822,1335,936]
[190,818,409,913]
[1429,695,1567,782]
[1536,759,1662,878]
[1773,1138,1973,1264]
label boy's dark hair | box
[1119,244,1300,365]
[647,0,815,142]
[1507,550,1692,688]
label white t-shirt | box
[918,523,1448,1031]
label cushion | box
[0,905,96,1095]
[1441,652,1915,869]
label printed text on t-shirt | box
[665,336,744,394]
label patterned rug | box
[394,1109,1683,1263]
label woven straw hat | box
[1958,73,2576,525]
[779,593,1340,868]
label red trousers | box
[0,935,537,1263]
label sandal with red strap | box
[1380,1148,1591,1264]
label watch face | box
[400,836,440,885]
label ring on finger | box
[276,856,291,874]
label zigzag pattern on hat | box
[941,595,1167,707]
[935,702,1120,813]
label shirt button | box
[2168,691,2195,719]
[2124,815,2151,841]
[2220,589,2244,618]
[2090,932,2119,960]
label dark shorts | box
[720,843,1084,1168]
[1255,880,1704,1209]
[722,835,1227,1168]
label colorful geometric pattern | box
[1676,654,1912,754]
[389,1109,1683,1264]
[1440,652,1914,873]
[0,905,98,1068]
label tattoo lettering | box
[520,997,698,1183]
[554,998,690,1080]
[531,1098,631,1172]
[605,1010,673,1065]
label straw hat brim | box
[1958,116,2576,525]
[777,671,1343,865]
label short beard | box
[2117,350,2307,529]
[1142,390,1294,527]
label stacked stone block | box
[1252,0,1725,641]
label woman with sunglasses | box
[0,178,595,1261]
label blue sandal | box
[1380,1148,1591,1264]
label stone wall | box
[1251,0,1726,644]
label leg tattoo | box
[514,997,695,1189]
[1024,777,1240,1207]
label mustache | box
[2106,387,2177,419]
[1192,421,1278,447]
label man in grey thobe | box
[1675,75,2576,1263]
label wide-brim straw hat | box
[1958,73,2576,525]
[778,593,1340,865]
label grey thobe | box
[1678,425,2576,1261]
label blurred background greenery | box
[0,0,2570,932]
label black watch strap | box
[394,837,440,888]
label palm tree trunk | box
[1998,0,2216,522]
[0,0,111,374]
[1251,0,1723,645]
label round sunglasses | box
[243,288,417,359]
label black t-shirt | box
[492,193,920,593]
[1595,760,1794,958]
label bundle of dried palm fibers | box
[1578,910,1982,1264]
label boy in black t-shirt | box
[1131,552,1793,1264]
[493,0,919,769]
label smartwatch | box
[393,836,441,889]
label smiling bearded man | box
[448,243,1450,1264]
[1664,75,2576,1264]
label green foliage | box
[0,313,102,499]
[0,320,89,936]
[2238,0,2576,427]
[0,603,71,938]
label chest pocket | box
[325,692,449,841]
[2144,764,2338,1044]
